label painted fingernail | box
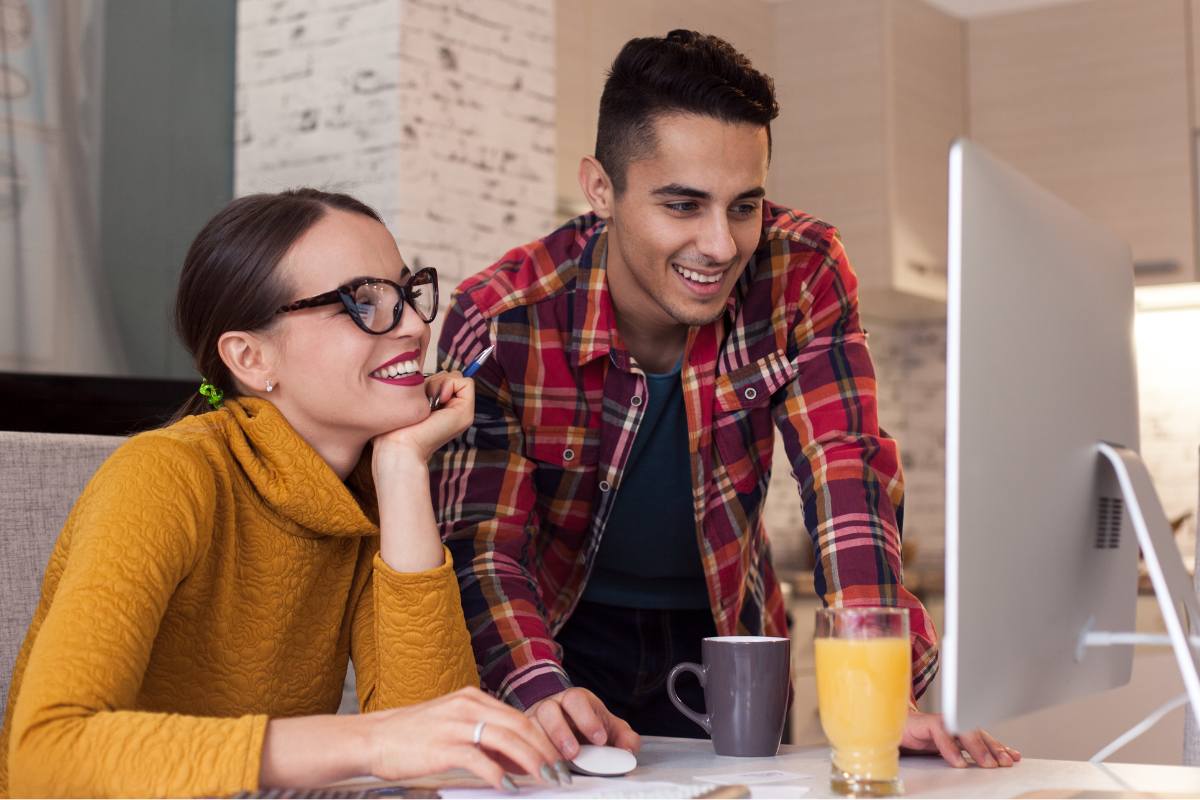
[555,760,573,785]
[540,764,559,786]
[501,774,519,794]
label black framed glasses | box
[275,268,439,335]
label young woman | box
[0,189,566,798]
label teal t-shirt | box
[581,359,710,610]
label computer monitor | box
[941,138,1147,733]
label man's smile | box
[671,262,729,296]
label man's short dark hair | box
[595,30,779,195]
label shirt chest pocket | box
[712,351,795,494]
[525,425,601,467]
[525,425,602,530]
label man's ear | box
[579,156,616,220]
[217,330,274,397]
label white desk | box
[346,736,1200,798]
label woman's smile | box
[369,348,424,385]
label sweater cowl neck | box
[214,397,379,540]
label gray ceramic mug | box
[666,635,792,757]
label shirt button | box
[744,387,757,401]
[631,395,643,407]
[599,480,612,492]
[563,448,576,461]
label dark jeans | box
[557,600,718,739]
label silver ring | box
[473,720,486,748]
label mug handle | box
[667,662,712,734]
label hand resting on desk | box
[260,687,565,793]
[900,710,1020,768]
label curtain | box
[0,0,124,374]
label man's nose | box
[695,213,738,266]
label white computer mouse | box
[567,744,638,776]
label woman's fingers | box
[440,690,560,780]
[426,370,473,409]
[476,722,559,785]
[453,745,519,795]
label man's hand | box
[525,688,642,760]
[900,710,1020,768]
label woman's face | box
[264,209,433,443]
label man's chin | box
[664,298,730,328]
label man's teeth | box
[370,359,420,379]
[673,265,722,284]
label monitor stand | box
[1075,443,1200,719]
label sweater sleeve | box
[6,436,270,799]
[349,546,480,711]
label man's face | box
[606,113,769,329]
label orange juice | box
[814,637,910,782]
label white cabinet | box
[769,0,964,321]
[968,0,1197,286]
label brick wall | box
[235,0,556,356]
[235,0,403,229]
[395,0,556,294]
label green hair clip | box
[199,378,224,410]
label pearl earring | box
[266,380,273,393]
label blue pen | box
[462,344,495,378]
[429,344,494,410]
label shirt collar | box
[571,221,754,370]
[571,223,624,369]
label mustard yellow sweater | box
[0,398,478,798]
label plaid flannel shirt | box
[432,202,939,711]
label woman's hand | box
[368,687,570,792]
[259,687,570,793]
[370,371,475,573]
[373,371,475,465]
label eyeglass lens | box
[350,272,436,333]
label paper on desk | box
[692,769,809,786]
[747,787,809,799]
[439,779,707,799]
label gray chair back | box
[0,431,125,717]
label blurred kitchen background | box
[0,0,1198,766]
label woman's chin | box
[366,408,430,439]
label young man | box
[431,30,1016,769]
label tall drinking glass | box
[814,608,910,797]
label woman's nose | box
[389,300,429,340]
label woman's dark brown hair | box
[171,187,384,421]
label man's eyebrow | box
[650,184,711,200]
[649,184,766,201]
